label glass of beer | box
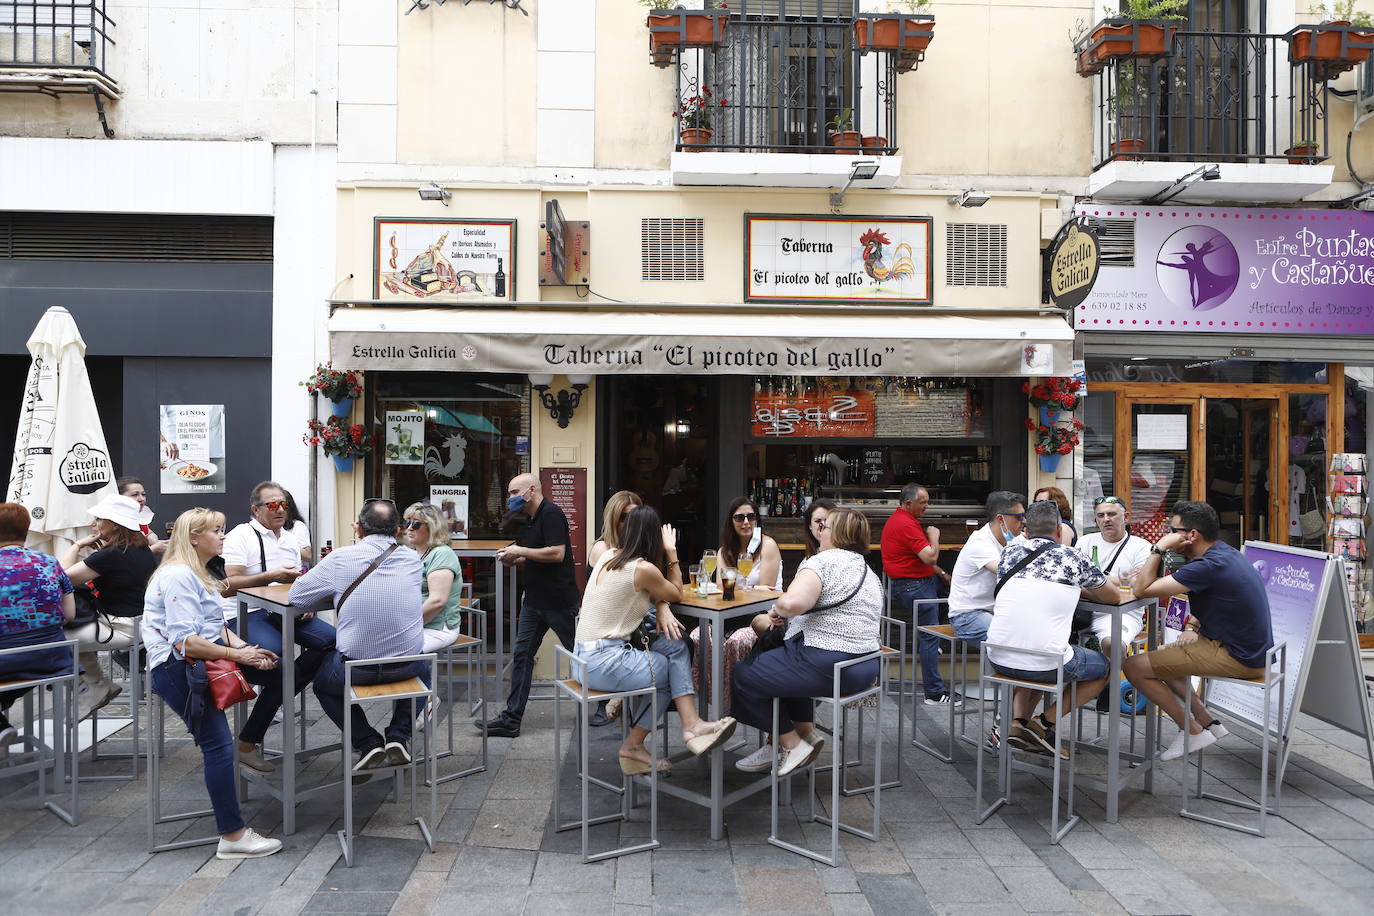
[721,567,738,601]
[736,555,754,591]
[702,551,717,578]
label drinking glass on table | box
[736,554,754,590]
[702,551,717,578]
[1118,567,1136,595]
[689,563,700,587]
[720,566,738,601]
[694,565,711,598]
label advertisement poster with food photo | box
[159,405,226,494]
[430,485,469,539]
[385,410,425,465]
[375,218,515,304]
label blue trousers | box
[0,626,73,717]
[891,576,944,698]
[580,637,693,728]
[731,637,880,736]
[313,651,432,753]
[151,659,245,836]
[503,600,577,724]
[230,610,336,745]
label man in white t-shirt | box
[1074,495,1152,659]
[947,491,1027,644]
[987,502,1123,757]
[223,481,337,775]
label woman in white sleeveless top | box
[576,505,737,775]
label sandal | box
[685,717,738,756]
[605,697,622,722]
[618,754,672,776]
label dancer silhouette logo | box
[1155,226,1240,311]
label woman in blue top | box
[403,503,466,653]
[0,503,76,750]
[141,508,284,860]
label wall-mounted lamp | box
[529,373,591,428]
[418,182,451,206]
[1144,164,1220,204]
[829,159,881,209]
[947,189,991,208]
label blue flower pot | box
[330,397,353,418]
[1038,453,1062,474]
[331,455,355,474]
[1038,406,1058,426]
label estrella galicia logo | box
[58,442,112,495]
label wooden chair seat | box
[352,677,427,699]
[919,624,956,638]
[558,679,616,700]
[986,672,1061,691]
[450,635,481,649]
[879,645,899,655]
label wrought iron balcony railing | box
[1,1,116,87]
[1088,31,1327,170]
[673,14,898,155]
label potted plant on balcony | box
[643,1,732,68]
[675,87,728,147]
[1287,1,1374,81]
[827,108,861,154]
[1285,137,1321,163]
[1074,0,1186,78]
[854,0,936,73]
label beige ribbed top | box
[574,552,651,643]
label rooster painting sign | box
[745,215,932,305]
[374,218,515,303]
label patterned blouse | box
[784,548,882,653]
[0,546,74,636]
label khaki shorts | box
[1144,636,1264,681]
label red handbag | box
[203,657,257,710]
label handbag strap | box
[1100,537,1131,575]
[337,542,399,614]
[254,529,267,574]
[812,558,873,612]
[994,541,1055,598]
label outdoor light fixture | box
[418,182,451,206]
[1144,165,1221,205]
[947,189,991,208]
[829,159,881,209]
[529,373,591,428]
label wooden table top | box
[1078,590,1155,610]
[671,588,780,613]
[449,539,515,552]
[237,584,296,608]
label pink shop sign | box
[1072,205,1374,335]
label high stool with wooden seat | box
[1180,642,1287,837]
[0,637,80,826]
[974,642,1081,844]
[552,646,659,863]
[432,601,488,785]
[85,625,144,782]
[818,616,908,796]
[768,648,885,867]
[338,653,439,867]
[913,603,979,763]
[145,666,220,853]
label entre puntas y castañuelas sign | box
[744,215,933,306]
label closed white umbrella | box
[5,306,116,555]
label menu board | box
[540,467,587,589]
[873,388,987,438]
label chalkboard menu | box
[873,388,987,438]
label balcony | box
[1,1,119,100]
[1082,30,1334,203]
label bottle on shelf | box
[321,540,334,558]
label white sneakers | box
[216,827,282,860]
[736,743,775,773]
[776,737,825,777]
[1160,726,1217,761]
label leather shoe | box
[476,715,520,738]
[588,701,611,727]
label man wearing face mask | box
[477,473,579,738]
[947,491,1027,646]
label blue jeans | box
[951,610,992,645]
[992,646,1109,684]
[0,625,73,717]
[891,576,943,698]
[579,637,693,728]
[230,610,336,745]
[312,651,432,753]
[731,636,880,736]
[503,600,577,724]
[151,659,245,836]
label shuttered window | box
[945,223,1008,287]
[641,217,705,281]
[0,213,273,262]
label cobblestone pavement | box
[2,679,1373,915]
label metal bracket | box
[90,85,114,138]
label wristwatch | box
[1150,546,1167,557]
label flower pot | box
[331,455,355,474]
[1076,48,1106,76]
[1038,453,1064,474]
[1110,138,1146,161]
[1087,20,1178,64]
[1288,23,1374,78]
[861,136,888,153]
[831,131,862,155]
[853,16,935,54]
[1285,144,1319,164]
[680,127,713,148]
[330,397,353,418]
[1038,406,1059,425]
[647,10,729,52]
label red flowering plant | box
[673,85,729,130]
[302,362,363,402]
[1025,416,1085,456]
[1021,376,1082,415]
[303,416,373,459]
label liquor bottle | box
[321,540,334,558]
[494,258,506,297]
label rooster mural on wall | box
[859,228,915,286]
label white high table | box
[451,540,518,673]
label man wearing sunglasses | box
[477,473,580,738]
[1075,496,1152,662]
[881,483,949,705]
[947,490,1027,651]
[1125,501,1274,761]
[223,481,337,776]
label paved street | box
[2,683,1373,916]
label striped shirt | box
[288,535,423,660]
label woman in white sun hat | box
[59,493,159,719]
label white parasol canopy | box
[6,306,116,555]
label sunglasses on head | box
[403,520,426,531]
[254,500,289,511]
[732,512,758,523]
[1094,496,1125,506]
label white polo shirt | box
[947,523,1006,617]
[222,518,303,614]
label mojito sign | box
[1073,205,1374,334]
[745,214,933,305]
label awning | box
[329,308,1073,377]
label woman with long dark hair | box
[575,505,736,774]
[716,497,782,590]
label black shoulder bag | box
[748,558,873,658]
[993,542,1055,599]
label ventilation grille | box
[0,213,273,262]
[945,223,1008,287]
[641,217,705,281]
[1094,217,1136,268]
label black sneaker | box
[385,740,411,766]
[1007,719,1036,753]
[352,746,387,785]
[1095,692,1113,714]
[983,725,1001,753]
[588,700,611,728]
[476,715,520,738]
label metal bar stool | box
[768,649,885,867]
[1180,641,1288,837]
[145,664,220,853]
[338,653,439,867]
[0,637,80,826]
[912,599,980,763]
[817,616,907,795]
[432,601,489,785]
[85,626,144,782]
[552,646,659,863]
[974,642,1081,844]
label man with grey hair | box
[880,482,948,704]
[986,500,1120,758]
[291,498,427,779]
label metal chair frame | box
[84,626,143,782]
[0,637,80,826]
[145,665,219,853]
[430,602,489,785]
[817,616,907,795]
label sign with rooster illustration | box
[744,215,932,306]
[374,218,515,303]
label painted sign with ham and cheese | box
[374,218,515,303]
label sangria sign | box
[1073,204,1374,335]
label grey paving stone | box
[317,836,426,892]
[651,849,735,898]
[530,850,617,894]
[889,819,977,859]
[522,892,615,915]
[300,891,398,914]
[448,844,538,888]
[854,873,935,916]
[828,893,876,916]
[730,842,818,869]
[432,887,527,915]
[992,864,1086,913]
[910,858,1016,906]
[470,797,552,850]
[736,864,828,913]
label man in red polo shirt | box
[881,483,953,705]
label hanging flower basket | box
[1026,416,1084,466]
[1038,453,1064,474]
[1023,377,1083,416]
[304,416,373,471]
[853,13,935,73]
[647,7,731,67]
[1287,23,1374,80]
[1074,18,1180,77]
[332,455,355,474]
[302,362,362,403]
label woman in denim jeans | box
[575,505,738,775]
